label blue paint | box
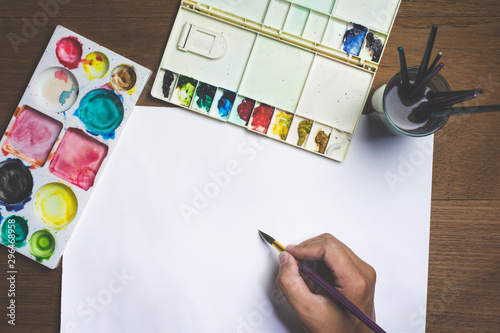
[59,87,75,105]
[75,88,124,139]
[342,23,368,56]
[217,90,236,119]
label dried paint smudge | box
[0,159,33,211]
[364,32,383,62]
[1,215,29,247]
[217,90,236,118]
[29,229,56,262]
[250,104,274,134]
[297,120,312,146]
[56,36,83,69]
[162,70,175,98]
[59,87,75,105]
[342,23,368,56]
[196,83,217,112]
[111,65,137,91]
[49,128,108,191]
[54,70,68,83]
[272,112,293,140]
[33,182,78,229]
[315,130,330,154]
[75,88,124,139]
[237,98,255,125]
[3,106,63,167]
[176,76,197,107]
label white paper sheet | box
[61,107,433,333]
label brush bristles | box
[258,230,275,245]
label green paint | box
[1,215,29,247]
[29,229,56,262]
[176,75,198,107]
[297,120,312,146]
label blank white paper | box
[61,106,433,333]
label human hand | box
[276,233,376,333]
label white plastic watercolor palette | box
[0,25,151,269]
[152,0,401,161]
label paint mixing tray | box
[0,26,151,269]
[152,0,402,161]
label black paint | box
[365,32,383,62]
[162,70,175,98]
[0,159,33,206]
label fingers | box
[286,234,357,281]
[276,252,318,313]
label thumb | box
[276,252,316,311]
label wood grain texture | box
[0,0,499,332]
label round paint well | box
[110,64,137,91]
[33,67,79,113]
[56,37,82,69]
[33,182,78,229]
[1,215,29,247]
[77,88,124,136]
[29,229,56,262]
[83,51,110,80]
[0,159,33,209]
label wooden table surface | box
[0,0,499,332]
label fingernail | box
[279,252,288,265]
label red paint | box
[237,98,255,125]
[56,36,83,69]
[250,104,274,134]
[95,55,103,62]
[54,69,69,83]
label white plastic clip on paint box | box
[178,23,227,59]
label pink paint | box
[49,128,108,191]
[56,36,83,69]
[3,106,63,167]
[54,69,69,83]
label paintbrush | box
[258,230,386,333]
[425,104,500,118]
[398,46,410,94]
[427,51,443,74]
[413,25,438,89]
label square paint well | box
[322,18,347,50]
[264,0,290,30]
[228,96,255,126]
[49,128,108,191]
[303,11,329,43]
[151,69,179,102]
[296,55,373,133]
[3,105,63,167]
[333,0,400,34]
[171,75,198,107]
[267,109,294,141]
[342,23,368,56]
[359,32,386,63]
[283,5,309,36]
[286,116,313,147]
[192,82,218,113]
[324,128,352,161]
[305,122,333,154]
[238,35,314,113]
[208,89,236,120]
[249,103,275,134]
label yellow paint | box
[33,182,78,229]
[83,52,110,81]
